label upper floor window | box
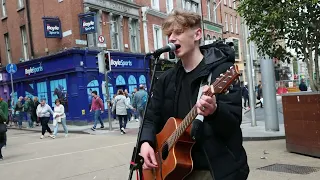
[151,0,160,11]
[20,26,29,61]
[111,16,120,50]
[235,16,238,34]
[182,0,199,13]
[4,33,12,63]
[207,0,211,20]
[230,15,233,33]
[223,0,227,5]
[229,0,232,7]
[225,13,228,32]
[166,0,174,13]
[17,0,24,8]
[213,1,217,23]
[153,25,164,58]
[1,0,7,17]
[129,19,139,53]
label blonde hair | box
[162,10,202,36]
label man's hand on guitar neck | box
[140,142,158,169]
[196,85,217,116]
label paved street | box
[1,128,320,180]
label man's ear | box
[194,28,202,41]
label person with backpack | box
[132,84,148,127]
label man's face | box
[168,27,202,59]
[91,93,96,98]
[40,100,45,106]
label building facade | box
[220,0,245,81]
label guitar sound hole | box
[161,143,169,160]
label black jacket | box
[140,42,249,180]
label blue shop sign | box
[79,12,97,34]
[42,17,62,38]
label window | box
[20,26,29,61]
[229,0,232,7]
[128,75,137,93]
[233,0,236,9]
[233,39,239,59]
[111,16,120,50]
[166,0,173,13]
[1,0,6,17]
[224,13,228,32]
[17,0,24,8]
[213,1,217,23]
[153,25,163,57]
[37,82,48,102]
[223,0,227,5]
[129,19,139,53]
[230,15,233,33]
[152,0,160,10]
[50,78,68,111]
[139,75,147,89]
[4,33,11,63]
[235,17,238,34]
[182,0,199,13]
[207,0,211,20]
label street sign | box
[6,63,17,74]
[98,35,105,43]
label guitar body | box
[143,117,195,180]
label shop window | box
[116,75,126,86]
[87,79,100,110]
[25,83,35,100]
[50,78,68,112]
[37,82,48,102]
[102,81,114,110]
[128,75,137,93]
[139,75,147,89]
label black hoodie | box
[140,41,249,180]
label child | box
[0,109,7,160]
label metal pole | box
[104,72,112,131]
[245,25,256,126]
[260,56,279,131]
[10,73,14,101]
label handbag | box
[0,123,7,133]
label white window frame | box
[233,0,236,9]
[1,0,7,17]
[213,1,217,23]
[223,0,227,5]
[166,0,174,13]
[4,33,12,63]
[20,26,29,61]
[129,19,139,53]
[225,13,228,32]
[230,15,233,33]
[182,0,198,13]
[207,0,211,20]
[111,16,120,50]
[153,25,164,58]
[235,16,238,34]
[151,0,160,11]
[17,0,24,9]
[191,2,198,13]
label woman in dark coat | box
[0,109,7,160]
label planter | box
[282,92,320,157]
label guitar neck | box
[166,89,215,150]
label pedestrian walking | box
[0,109,7,160]
[24,97,34,128]
[33,97,40,126]
[90,91,104,131]
[36,98,54,139]
[112,89,135,134]
[14,96,24,129]
[52,99,68,138]
[132,84,148,126]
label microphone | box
[146,43,181,56]
[191,114,204,141]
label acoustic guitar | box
[143,65,240,180]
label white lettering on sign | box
[25,65,44,75]
[82,20,95,31]
[111,59,133,67]
[47,24,60,35]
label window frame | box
[1,0,7,17]
[4,33,12,63]
[20,25,29,61]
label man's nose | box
[168,34,176,43]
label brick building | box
[220,0,245,81]
[0,0,242,122]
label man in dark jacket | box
[139,10,249,180]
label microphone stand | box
[128,53,161,180]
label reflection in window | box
[87,79,100,110]
[128,75,137,93]
[102,81,114,109]
[139,75,146,89]
[37,82,48,102]
[116,75,126,85]
[50,79,68,112]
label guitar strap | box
[194,72,212,122]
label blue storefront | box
[0,49,150,124]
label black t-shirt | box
[176,60,209,170]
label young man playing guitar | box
[139,10,249,180]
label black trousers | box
[40,117,52,135]
[118,115,128,129]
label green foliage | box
[237,0,320,91]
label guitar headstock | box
[207,65,240,96]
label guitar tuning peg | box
[227,70,230,73]
[220,73,224,77]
